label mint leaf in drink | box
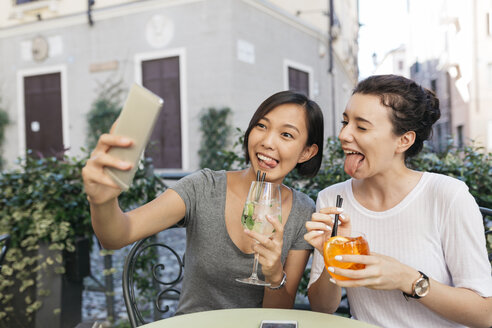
[245,216,255,230]
[242,202,253,225]
[241,202,256,229]
[247,202,254,216]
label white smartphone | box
[259,320,298,328]
[104,83,164,190]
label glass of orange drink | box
[323,231,370,280]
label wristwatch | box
[403,271,430,300]
[268,271,287,290]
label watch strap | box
[268,271,287,290]
[403,271,428,300]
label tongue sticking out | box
[261,157,278,169]
[344,154,364,176]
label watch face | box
[415,278,430,297]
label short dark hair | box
[353,74,440,159]
[243,91,324,178]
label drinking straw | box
[257,172,266,201]
[255,170,264,201]
[331,194,343,237]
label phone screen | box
[260,321,297,328]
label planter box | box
[0,238,90,328]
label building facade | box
[373,45,409,78]
[0,0,359,171]
[407,0,492,151]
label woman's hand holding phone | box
[83,83,163,204]
[82,125,133,205]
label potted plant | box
[0,153,92,328]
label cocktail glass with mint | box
[237,181,282,286]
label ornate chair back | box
[122,226,185,327]
[0,234,10,270]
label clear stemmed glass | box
[236,181,282,286]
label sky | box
[357,0,409,79]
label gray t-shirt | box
[171,169,314,315]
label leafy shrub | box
[217,127,247,171]
[0,98,9,170]
[407,140,492,212]
[86,79,125,150]
[0,153,91,324]
[118,157,167,210]
[198,107,233,170]
[0,152,165,325]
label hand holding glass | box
[323,231,369,281]
[236,181,282,286]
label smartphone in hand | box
[260,320,298,328]
[104,83,163,190]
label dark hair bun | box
[423,88,440,126]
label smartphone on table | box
[104,83,164,190]
[260,320,298,328]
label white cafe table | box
[139,308,380,328]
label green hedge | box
[0,153,164,324]
[198,107,232,170]
[86,79,125,150]
[0,98,9,170]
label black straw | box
[255,171,266,201]
[331,195,343,237]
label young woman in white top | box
[304,75,492,327]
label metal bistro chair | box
[123,227,185,328]
[0,234,11,270]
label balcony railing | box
[16,0,40,4]
[10,0,59,20]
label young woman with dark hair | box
[305,75,492,327]
[83,90,324,314]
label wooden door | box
[24,73,64,158]
[142,56,182,169]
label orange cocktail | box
[323,234,370,281]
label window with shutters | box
[288,67,309,96]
